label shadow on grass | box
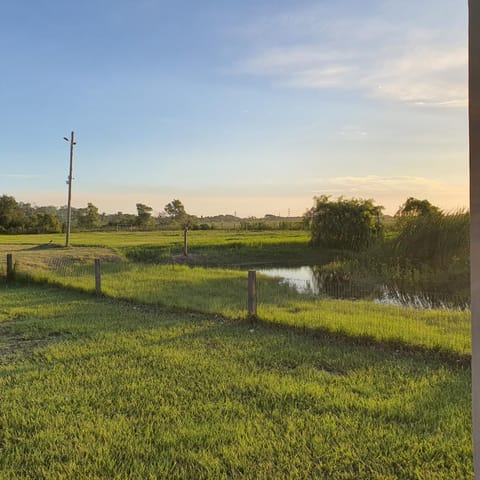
[251,315,471,368]
[26,243,64,251]
[123,242,336,268]
[0,284,472,479]
[1,280,471,370]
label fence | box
[2,251,471,358]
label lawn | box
[0,285,472,479]
[6,251,471,356]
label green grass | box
[0,233,470,356]
[0,285,473,479]
[11,254,471,356]
[0,230,323,268]
[0,230,310,248]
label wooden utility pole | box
[65,131,75,247]
[470,0,480,477]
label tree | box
[395,197,440,217]
[136,203,154,227]
[0,195,26,232]
[31,213,62,233]
[77,203,100,229]
[304,195,383,250]
[164,199,187,222]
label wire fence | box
[2,250,471,358]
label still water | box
[257,266,320,294]
[257,266,466,310]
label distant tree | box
[304,195,383,250]
[395,197,440,217]
[103,211,136,227]
[136,203,154,227]
[34,205,59,216]
[19,202,35,217]
[77,203,100,229]
[0,195,26,232]
[31,213,62,233]
[164,199,187,222]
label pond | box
[257,266,321,294]
[257,266,467,310]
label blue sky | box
[0,0,468,216]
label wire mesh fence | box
[2,249,471,357]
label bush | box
[304,196,383,251]
[393,210,469,268]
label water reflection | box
[258,265,362,299]
[257,267,320,294]
[257,266,467,310]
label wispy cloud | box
[233,7,467,107]
[338,126,368,139]
[317,175,450,192]
[370,47,467,106]
[238,47,349,75]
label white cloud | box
[238,47,348,75]
[338,126,368,139]
[285,65,355,89]
[233,10,467,108]
[322,175,446,191]
[368,47,467,106]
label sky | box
[0,0,468,217]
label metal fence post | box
[95,258,101,295]
[248,270,257,317]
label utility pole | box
[470,0,480,477]
[64,131,76,247]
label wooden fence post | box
[248,270,257,317]
[183,227,188,256]
[94,258,101,295]
[6,254,14,283]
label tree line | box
[0,195,64,233]
[0,196,195,233]
[0,195,303,233]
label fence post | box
[94,258,101,295]
[248,270,257,317]
[6,254,14,283]
[183,227,188,256]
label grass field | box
[0,230,310,248]
[0,230,325,268]
[0,285,472,479]
[0,229,471,357]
